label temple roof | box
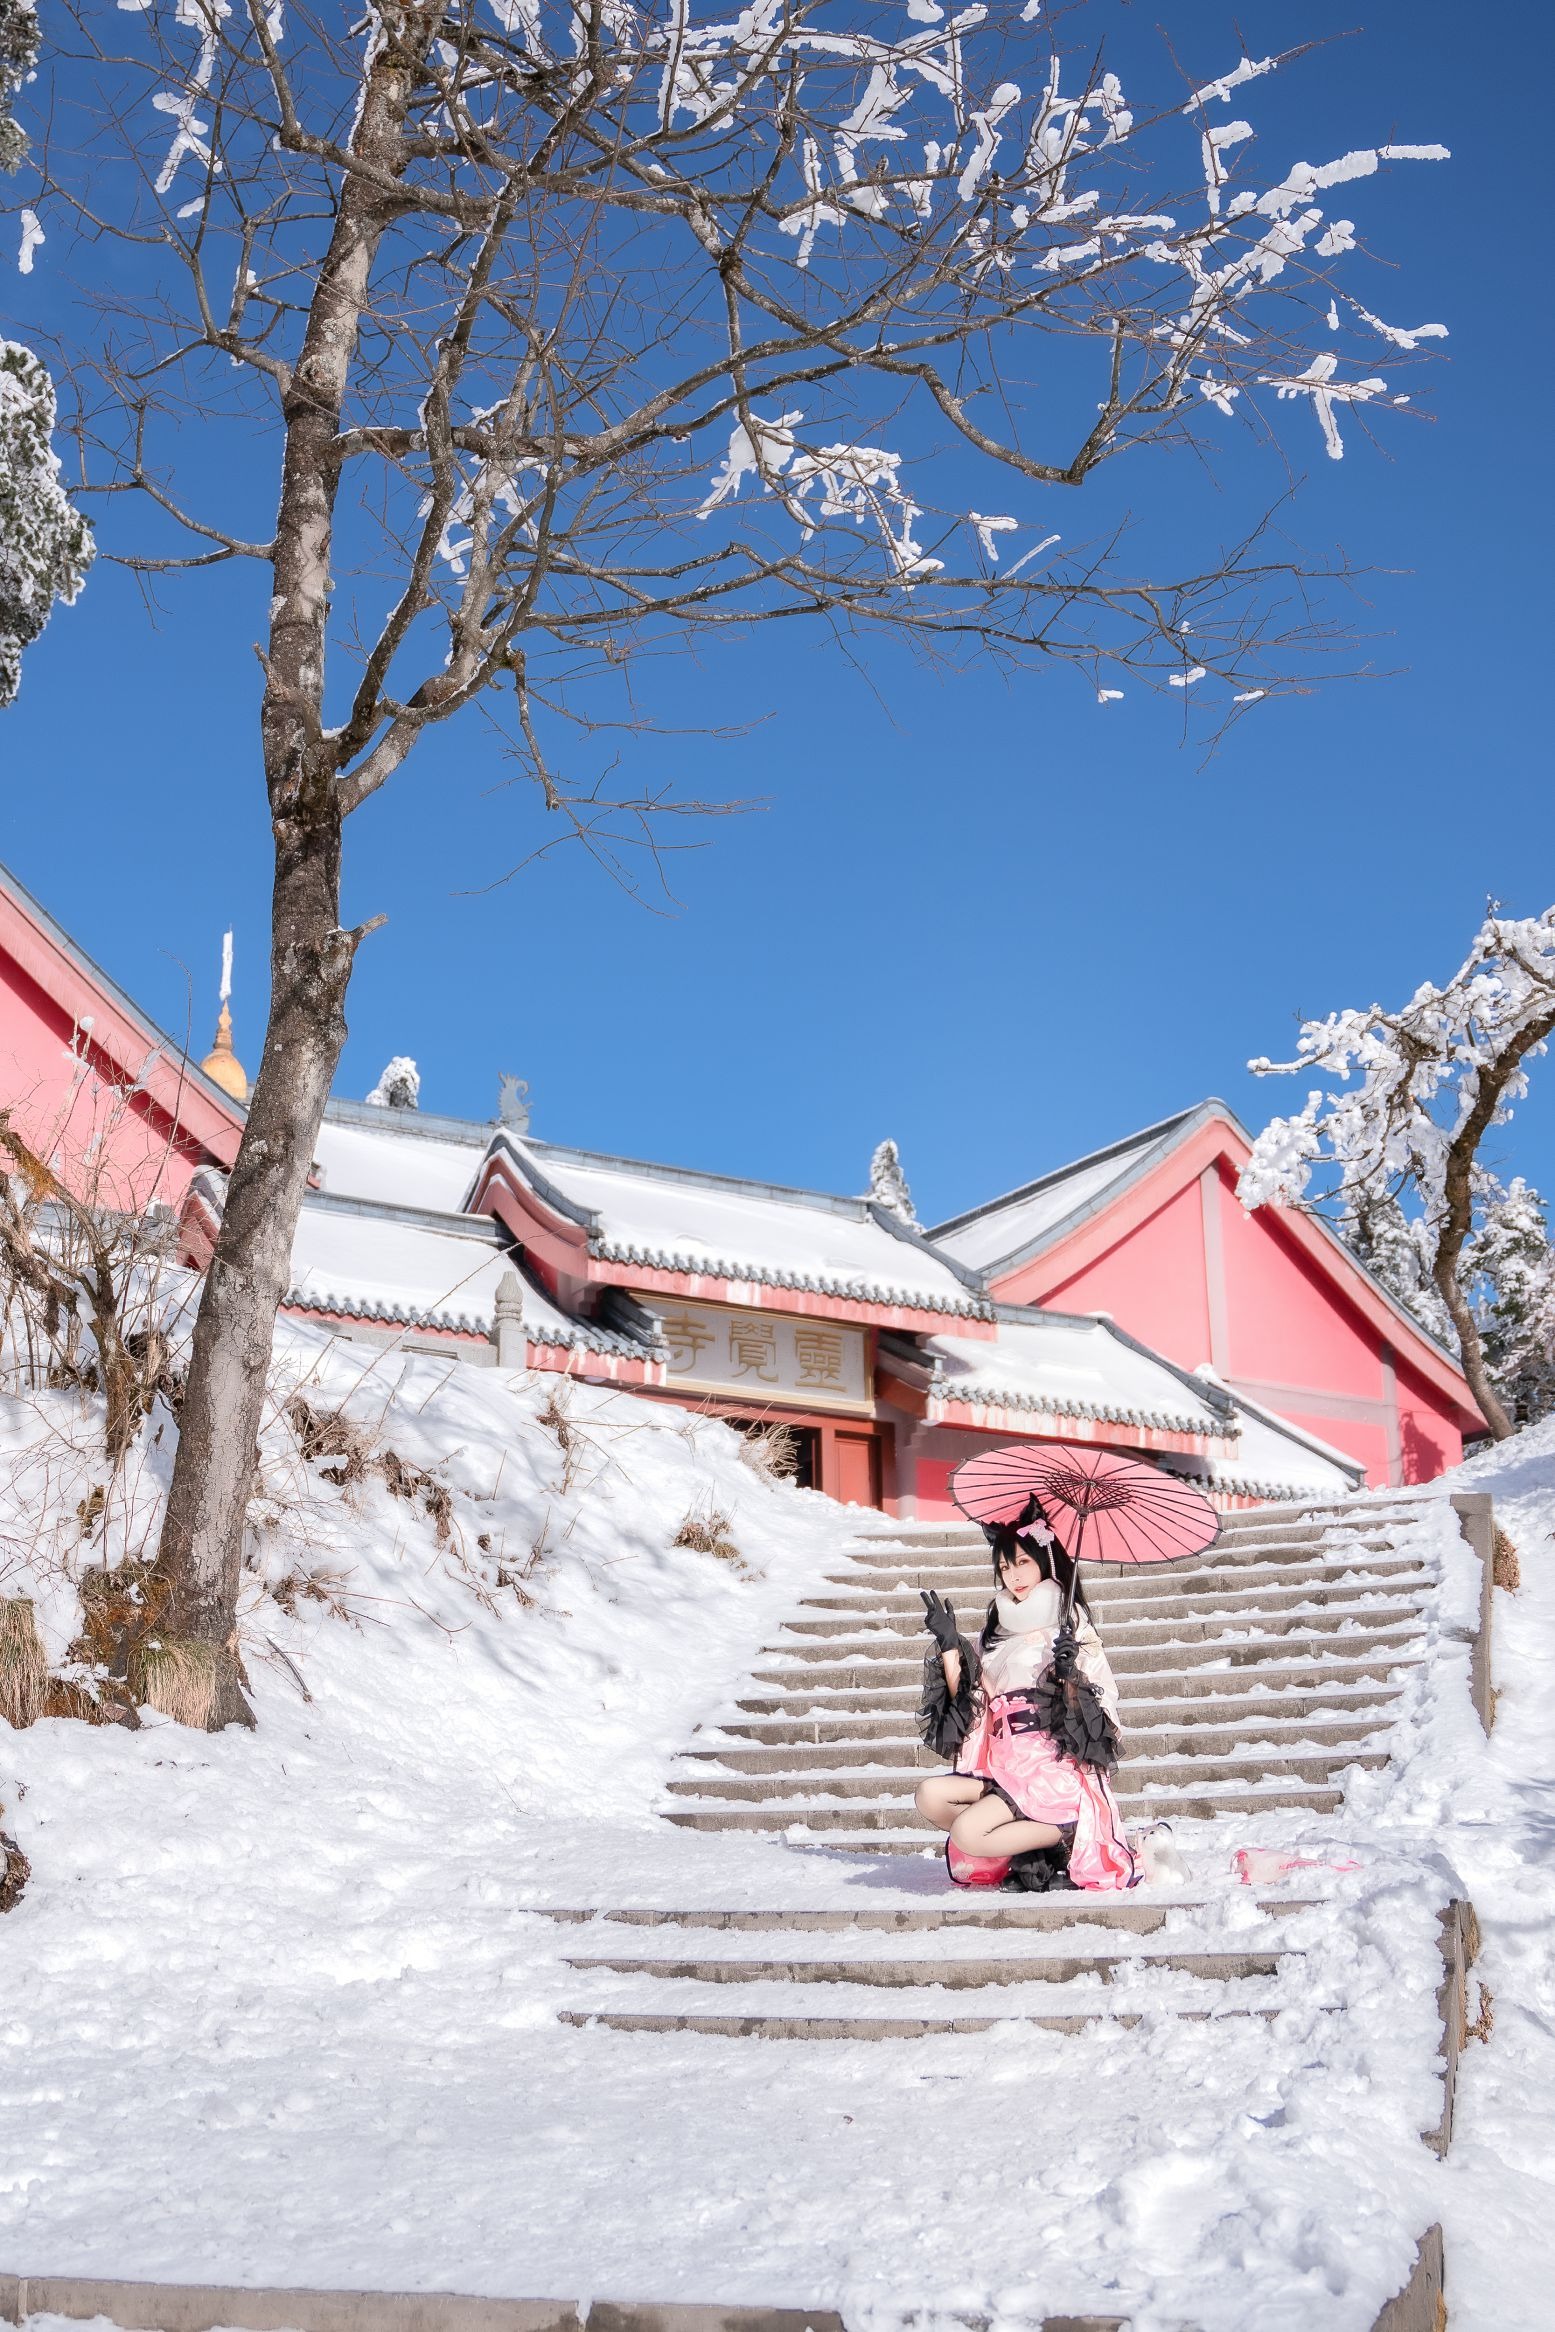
[1201,1388,1366,1500]
[930,1104,1208,1275]
[314,1101,488,1211]
[490,1133,996,1320]
[286,1190,643,1356]
[898,1306,1234,1440]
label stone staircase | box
[663,1498,1434,1843]
[551,1493,1480,2047]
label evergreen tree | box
[1471,1180,1555,1426]
[0,0,93,706]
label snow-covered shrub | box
[365,1057,421,1111]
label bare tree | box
[17,0,1450,1719]
[1240,909,1555,1442]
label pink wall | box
[991,1146,1468,1490]
[1016,1180,1213,1363]
[0,946,212,1212]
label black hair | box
[979,1519,1094,1647]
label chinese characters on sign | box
[658,1305,868,1408]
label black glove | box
[920,1589,960,1654]
[1051,1618,1079,1685]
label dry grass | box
[0,1824,29,1914]
[738,1421,800,1485]
[673,1504,742,1565]
[271,1561,362,1625]
[1466,1980,1495,2045]
[133,1636,221,1729]
[286,1396,372,1489]
[1493,1527,1521,1593]
[379,1447,456,1545]
[0,1595,47,1728]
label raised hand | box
[920,1589,960,1654]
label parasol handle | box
[1063,1511,1086,1624]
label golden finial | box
[199,930,249,1103]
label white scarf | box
[994,1579,1064,1634]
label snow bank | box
[0,1324,1549,2330]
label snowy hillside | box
[0,1314,1551,2330]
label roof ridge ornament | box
[866,1137,918,1227]
[366,1055,421,1111]
[498,1071,531,1133]
[199,928,249,1103]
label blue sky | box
[2,0,1551,1226]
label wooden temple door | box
[829,1427,882,1509]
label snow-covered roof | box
[931,1105,1206,1274]
[1205,1387,1366,1500]
[516,1136,994,1320]
[314,1100,490,1213]
[905,1307,1235,1439]
[285,1194,644,1356]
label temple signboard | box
[658,1302,870,1412]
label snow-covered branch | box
[1241,909,1555,1436]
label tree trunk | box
[158,808,354,1720]
[1433,1252,1514,1444]
[155,11,441,1719]
[1431,1000,1555,1444]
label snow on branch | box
[0,343,95,706]
[1240,909,1555,1434]
[42,0,1456,747]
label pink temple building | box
[0,862,1485,1512]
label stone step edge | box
[683,1719,1392,1765]
[558,2007,1289,2038]
[735,1658,1423,1705]
[564,1949,1290,1983]
[665,1792,1348,1829]
[533,1898,1323,1928]
[713,1685,1407,1731]
[0,2274,1124,2332]
[667,1749,1387,1793]
[755,1628,1425,1672]
[809,1563,1434,1600]
[778,1600,1430,1642]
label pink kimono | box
[947,1583,1136,1891]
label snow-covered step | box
[793,1576,1431,1627]
[757,1620,1425,1677]
[538,1899,1320,1934]
[717,1681,1406,1745]
[558,2005,1290,2038]
[687,1716,1390,1774]
[733,1654,1422,1716]
[665,1745,1385,1802]
[664,1784,1350,1831]
[564,1947,1288,1988]
[778,1590,1429,1643]
[815,1554,1431,1602]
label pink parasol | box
[949,1445,1220,1573]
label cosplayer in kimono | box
[913,1514,1136,1892]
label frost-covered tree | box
[1470,1179,1555,1428]
[0,1,92,705]
[16,2,1452,1718]
[1241,908,1555,1441]
[1335,1187,1453,1348]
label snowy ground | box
[0,1314,1551,2332]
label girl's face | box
[999,1548,1044,1600]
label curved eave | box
[587,1247,996,1333]
[920,1389,1230,1456]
